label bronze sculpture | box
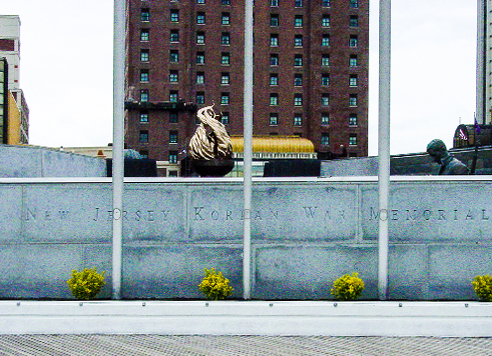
[188,104,234,176]
[426,139,469,175]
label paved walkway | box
[0,335,492,356]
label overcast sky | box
[0,0,478,156]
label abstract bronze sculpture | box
[188,104,234,177]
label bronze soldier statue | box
[426,139,469,175]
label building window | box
[295,0,303,7]
[270,113,278,126]
[169,70,179,83]
[221,112,229,124]
[169,151,178,164]
[169,131,178,144]
[140,69,149,82]
[140,29,149,41]
[350,55,358,67]
[322,15,330,27]
[196,92,205,104]
[349,35,358,47]
[270,74,278,86]
[321,94,329,106]
[141,9,150,21]
[139,130,149,143]
[170,9,179,22]
[139,150,149,159]
[170,50,179,62]
[294,54,303,66]
[170,113,178,123]
[170,91,178,102]
[221,73,230,85]
[170,30,179,42]
[221,93,230,105]
[196,72,205,84]
[270,14,279,27]
[294,35,303,47]
[322,0,330,7]
[349,94,357,106]
[321,133,329,146]
[294,114,302,126]
[140,49,149,62]
[322,34,330,47]
[350,15,358,27]
[349,134,357,146]
[322,54,330,66]
[271,0,279,6]
[140,90,149,102]
[222,13,230,25]
[321,113,329,125]
[349,74,358,87]
[270,34,279,47]
[270,93,278,106]
[197,12,206,24]
[140,111,149,123]
[294,73,303,86]
[349,114,358,126]
[270,54,279,66]
[221,52,230,65]
[196,52,205,64]
[196,32,205,45]
[350,0,358,8]
[294,15,303,27]
[321,74,330,86]
[221,32,230,45]
[294,94,302,106]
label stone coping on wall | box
[0,300,491,337]
[0,175,491,184]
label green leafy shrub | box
[198,267,234,300]
[331,272,365,301]
[67,267,106,300]
[472,275,492,302]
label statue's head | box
[426,139,448,164]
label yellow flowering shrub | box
[331,272,365,301]
[472,275,492,302]
[67,267,106,300]
[198,267,234,300]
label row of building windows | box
[143,0,358,10]
[140,28,360,48]
[140,49,359,68]
[138,110,358,127]
[138,89,358,107]
[163,11,359,28]
[140,69,359,88]
[138,129,358,148]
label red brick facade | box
[125,0,369,162]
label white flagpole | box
[112,0,125,300]
[378,0,391,300]
[243,0,254,300]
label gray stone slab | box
[122,245,243,299]
[428,245,492,300]
[22,184,112,243]
[361,182,492,242]
[0,186,22,242]
[0,244,85,299]
[254,245,378,300]
[122,185,186,242]
[252,184,358,241]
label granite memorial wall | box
[1,177,490,300]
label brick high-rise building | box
[125,0,368,165]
